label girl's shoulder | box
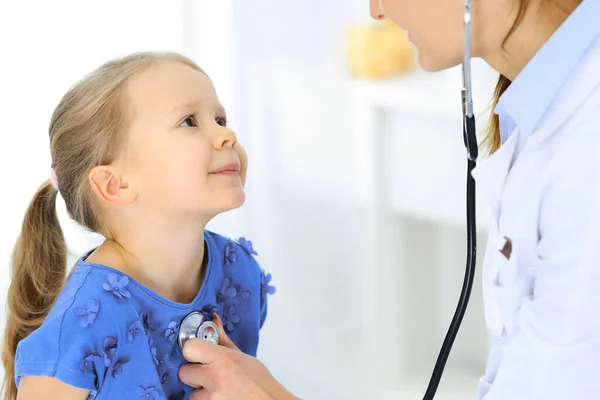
[14,262,141,392]
[50,260,141,326]
[205,231,275,331]
[205,230,261,270]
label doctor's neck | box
[483,0,581,81]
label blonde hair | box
[485,0,582,153]
[1,51,205,400]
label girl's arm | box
[17,376,89,400]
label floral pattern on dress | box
[102,273,131,299]
[223,305,241,332]
[224,241,238,266]
[260,270,276,309]
[74,299,100,328]
[163,321,178,345]
[238,237,257,256]
[128,320,144,342]
[137,386,161,400]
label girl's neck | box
[87,218,209,304]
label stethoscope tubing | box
[423,1,478,398]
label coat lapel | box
[471,131,519,226]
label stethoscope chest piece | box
[178,311,220,352]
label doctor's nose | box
[370,0,386,20]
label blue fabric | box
[495,0,600,143]
[14,231,275,399]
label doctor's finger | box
[179,362,212,389]
[183,337,224,364]
[213,313,239,350]
[189,388,210,400]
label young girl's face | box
[121,61,248,220]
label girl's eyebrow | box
[167,100,203,117]
[167,100,226,117]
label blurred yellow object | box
[347,19,415,79]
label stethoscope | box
[424,0,479,399]
[175,2,479,396]
[178,311,220,352]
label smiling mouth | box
[210,163,240,175]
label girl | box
[1,52,275,400]
[175,0,600,399]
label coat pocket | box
[484,234,526,337]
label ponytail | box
[484,74,512,154]
[2,181,67,400]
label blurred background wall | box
[0,1,499,398]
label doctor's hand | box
[179,314,300,400]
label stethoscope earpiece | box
[178,311,220,353]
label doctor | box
[179,0,600,399]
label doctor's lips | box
[209,163,240,175]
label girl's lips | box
[210,163,240,174]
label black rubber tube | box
[423,116,477,400]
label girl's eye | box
[216,117,227,127]
[180,114,197,128]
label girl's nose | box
[213,127,238,149]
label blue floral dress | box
[14,231,275,399]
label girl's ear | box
[89,166,137,206]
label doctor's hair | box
[486,0,582,153]
[1,51,206,400]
